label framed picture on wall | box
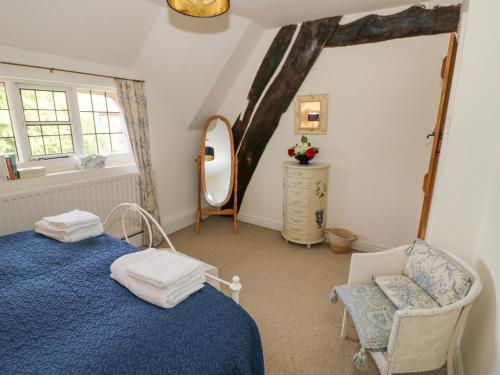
[295,94,328,134]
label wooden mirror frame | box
[295,94,328,135]
[196,115,239,235]
[200,115,235,207]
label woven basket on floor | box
[325,228,358,254]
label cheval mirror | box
[196,115,238,235]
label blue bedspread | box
[0,231,264,375]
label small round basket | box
[325,228,358,254]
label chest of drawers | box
[282,162,329,248]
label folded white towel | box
[127,251,203,289]
[42,209,100,230]
[35,221,103,243]
[127,273,205,308]
[110,248,158,287]
[35,219,101,234]
[110,249,206,308]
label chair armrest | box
[348,245,409,284]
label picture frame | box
[295,94,328,134]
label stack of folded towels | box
[110,248,206,309]
[35,209,104,243]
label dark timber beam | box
[233,25,297,149]
[326,5,461,47]
[232,17,341,211]
[228,5,461,211]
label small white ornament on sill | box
[75,154,107,170]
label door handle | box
[426,131,435,139]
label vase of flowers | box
[288,136,319,165]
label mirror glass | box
[202,117,234,207]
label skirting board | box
[237,213,388,252]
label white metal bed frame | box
[103,203,242,304]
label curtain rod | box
[0,61,145,83]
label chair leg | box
[340,309,347,338]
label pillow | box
[373,275,440,310]
[403,240,473,306]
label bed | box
[0,229,264,374]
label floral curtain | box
[115,79,162,246]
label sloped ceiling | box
[231,0,423,27]
[0,0,160,68]
[0,0,442,129]
[0,0,435,68]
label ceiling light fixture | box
[166,0,230,18]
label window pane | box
[0,138,16,154]
[0,109,11,125]
[80,112,95,133]
[106,92,120,112]
[42,125,59,136]
[53,92,68,110]
[83,134,98,154]
[24,110,39,122]
[58,125,71,135]
[39,110,57,122]
[111,133,124,153]
[60,135,74,153]
[97,134,112,154]
[56,110,69,122]
[27,125,42,136]
[79,89,125,155]
[77,90,92,111]
[0,86,8,109]
[0,123,14,137]
[91,91,107,112]
[108,113,122,133]
[36,91,55,110]
[94,113,109,133]
[44,136,61,154]
[29,137,45,156]
[20,90,37,109]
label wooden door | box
[417,34,458,239]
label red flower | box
[305,148,315,158]
[287,148,294,157]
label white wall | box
[426,0,500,373]
[131,10,264,232]
[220,27,449,249]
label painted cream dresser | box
[282,162,329,248]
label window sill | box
[0,164,139,198]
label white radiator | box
[0,172,141,237]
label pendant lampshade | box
[167,0,230,18]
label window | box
[0,83,17,155]
[77,90,125,155]
[20,89,74,157]
[0,78,130,170]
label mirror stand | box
[195,156,238,235]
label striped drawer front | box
[287,177,311,188]
[287,168,311,179]
[287,205,309,217]
[287,215,308,226]
[286,232,308,243]
[287,188,309,206]
[286,223,308,235]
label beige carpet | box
[169,217,446,375]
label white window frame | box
[0,77,133,173]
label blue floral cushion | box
[335,284,396,351]
[373,275,440,310]
[403,240,473,306]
